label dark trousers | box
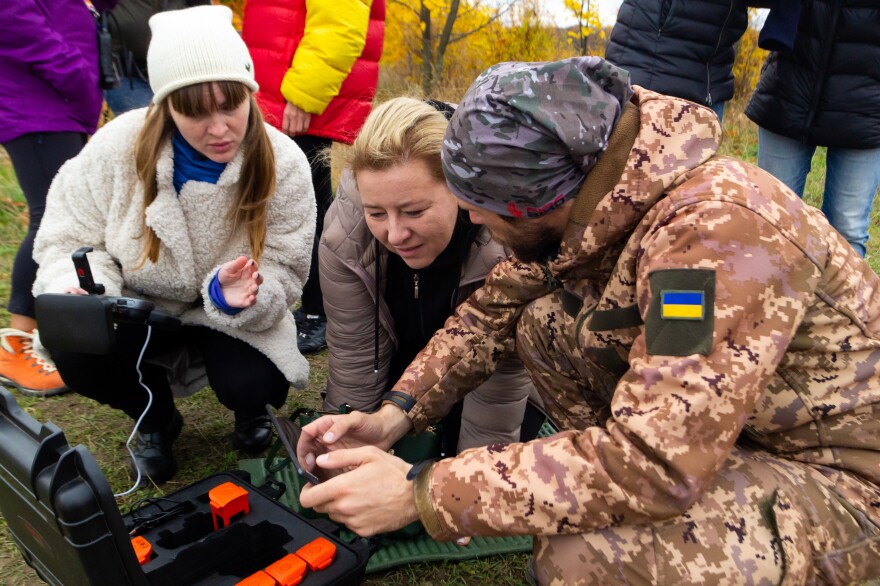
[51,324,290,432]
[2,132,87,318]
[292,135,333,317]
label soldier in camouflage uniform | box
[298,56,880,585]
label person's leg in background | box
[104,75,154,115]
[292,134,333,354]
[756,126,815,197]
[819,146,880,258]
[710,101,725,124]
[457,356,531,451]
[51,323,186,485]
[0,132,87,396]
[189,326,289,454]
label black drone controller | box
[71,247,177,326]
[33,248,182,354]
[72,246,105,295]
[105,296,155,323]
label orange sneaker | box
[0,328,68,397]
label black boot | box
[130,409,183,486]
[294,309,327,354]
[233,413,273,454]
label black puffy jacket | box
[605,0,749,107]
[746,0,880,149]
[106,0,210,73]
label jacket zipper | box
[414,272,428,340]
[657,0,672,37]
[706,0,735,107]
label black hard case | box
[0,387,368,585]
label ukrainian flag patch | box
[661,290,705,320]
[647,270,714,356]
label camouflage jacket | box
[394,87,880,540]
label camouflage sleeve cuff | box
[406,402,434,435]
[413,460,452,540]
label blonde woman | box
[319,97,536,453]
[32,5,315,485]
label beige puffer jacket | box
[319,170,536,450]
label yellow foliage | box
[382,0,422,70]
[481,0,573,64]
[381,0,571,99]
[214,0,245,30]
[562,0,605,56]
[732,9,769,100]
[441,1,508,81]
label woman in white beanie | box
[32,5,316,486]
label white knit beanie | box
[147,5,258,104]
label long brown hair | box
[134,81,275,265]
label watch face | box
[265,406,321,485]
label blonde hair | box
[344,97,449,183]
[134,81,275,265]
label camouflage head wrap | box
[442,56,632,218]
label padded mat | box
[239,420,558,573]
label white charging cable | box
[114,325,154,498]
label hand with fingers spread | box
[296,405,413,477]
[282,101,312,136]
[299,446,418,536]
[218,255,263,308]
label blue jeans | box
[710,101,725,124]
[104,76,153,115]
[757,127,880,257]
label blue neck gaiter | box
[172,130,227,193]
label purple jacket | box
[0,0,117,144]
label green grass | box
[0,152,27,327]
[0,100,879,585]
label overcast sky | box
[540,1,767,29]
[542,0,623,27]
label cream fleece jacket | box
[33,108,316,390]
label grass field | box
[0,98,878,585]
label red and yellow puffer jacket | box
[242,0,385,144]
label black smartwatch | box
[381,390,417,413]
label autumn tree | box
[563,0,605,56]
[437,0,567,92]
[389,0,522,94]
